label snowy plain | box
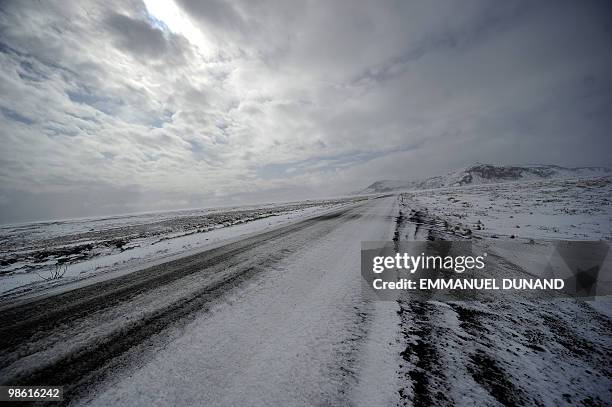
[0,197,366,300]
[0,178,610,406]
[398,176,612,241]
[393,176,612,406]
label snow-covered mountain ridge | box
[357,164,611,194]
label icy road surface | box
[0,196,403,406]
[85,196,403,407]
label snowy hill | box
[357,164,611,194]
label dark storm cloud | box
[105,11,189,62]
[0,0,611,223]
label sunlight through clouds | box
[142,0,213,56]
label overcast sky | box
[0,0,611,223]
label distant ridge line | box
[355,163,611,194]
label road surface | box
[0,196,404,406]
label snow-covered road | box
[84,195,403,406]
[0,196,408,406]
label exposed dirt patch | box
[467,350,528,407]
[397,301,453,407]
